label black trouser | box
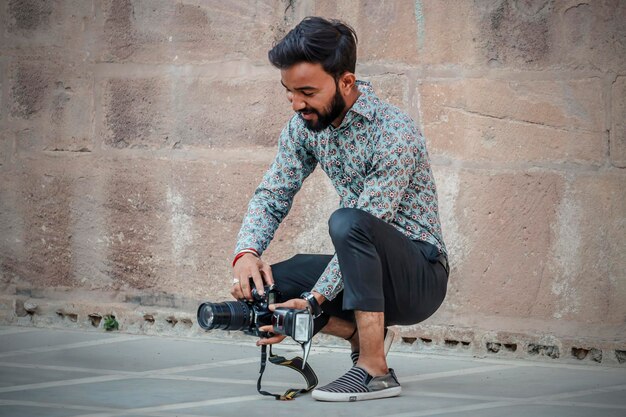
[271,208,448,333]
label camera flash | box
[294,312,312,342]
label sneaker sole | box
[312,386,401,402]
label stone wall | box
[1,0,625,365]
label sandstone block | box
[422,106,604,165]
[410,0,481,66]
[2,157,75,287]
[98,77,172,149]
[448,169,566,318]
[0,168,25,283]
[611,76,626,167]
[0,62,7,170]
[314,0,421,65]
[551,0,626,72]
[98,0,284,64]
[419,78,604,132]
[174,77,292,149]
[476,0,626,71]
[7,60,93,152]
[438,166,626,337]
[0,61,4,123]
[360,73,409,111]
[0,132,9,171]
[475,0,554,69]
[98,75,292,149]
[537,171,626,324]
[2,0,93,58]
[103,161,173,292]
[418,78,606,165]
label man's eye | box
[302,91,314,97]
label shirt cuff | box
[312,255,344,301]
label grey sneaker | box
[312,366,401,402]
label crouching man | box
[230,16,449,402]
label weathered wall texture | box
[1,0,625,364]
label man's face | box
[280,62,347,131]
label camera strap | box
[257,344,318,401]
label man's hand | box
[256,298,310,346]
[231,253,274,300]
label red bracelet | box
[232,248,259,267]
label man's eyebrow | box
[280,80,318,91]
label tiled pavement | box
[0,326,625,417]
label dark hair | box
[268,16,358,79]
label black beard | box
[299,85,346,132]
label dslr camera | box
[197,284,314,366]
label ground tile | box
[0,366,104,388]
[412,365,626,399]
[0,404,93,417]
[6,337,262,372]
[181,392,487,417]
[0,329,112,353]
[0,377,252,410]
[428,403,626,417]
[387,352,503,378]
[566,386,626,406]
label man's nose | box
[291,96,306,112]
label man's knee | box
[328,208,372,242]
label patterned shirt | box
[235,81,446,301]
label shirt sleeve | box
[355,134,416,222]
[313,126,417,301]
[235,117,317,255]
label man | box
[230,16,448,402]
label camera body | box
[197,285,313,344]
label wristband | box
[300,292,322,318]
[232,248,259,267]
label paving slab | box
[427,403,626,417]
[182,391,485,417]
[0,329,111,354]
[0,366,105,388]
[413,364,626,399]
[0,405,89,417]
[3,337,264,372]
[571,387,626,406]
[0,326,625,417]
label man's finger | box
[257,334,286,346]
[270,299,299,309]
[231,284,244,300]
[240,275,252,300]
[268,301,287,312]
[250,269,265,297]
[261,263,274,286]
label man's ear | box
[338,72,357,95]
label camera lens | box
[197,301,251,331]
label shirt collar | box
[349,80,377,122]
[332,80,377,131]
